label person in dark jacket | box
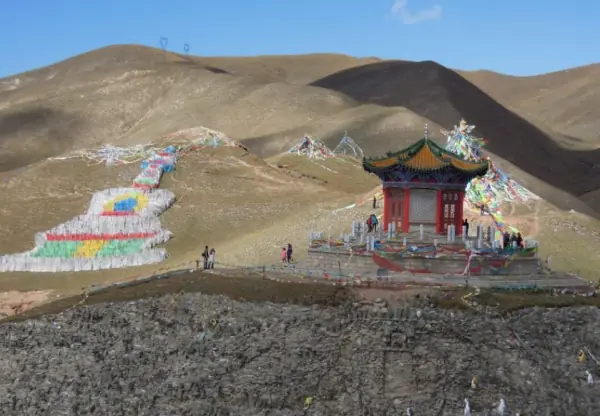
[201,246,209,269]
[516,233,524,249]
[462,219,469,237]
[286,243,293,263]
[502,231,511,249]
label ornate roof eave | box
[363,138,489,177]
[364,162,488,177]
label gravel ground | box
[1,293,599,415]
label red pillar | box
[457,191,465,235]
[402,188,410,233]
[383,188,389,231]
[435,189,443,234]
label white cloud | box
[391,0,442,24]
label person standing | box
[371,214,378,232]
[208,248,216,269]
[502,231,511,249]
[281,247,288,263]
[366,216,373,233]
[510,232,517,248]
[201,246,209,269]
[286,243,293,263]
[373,196,377,209]
[462,219,469,237]
[516,233,524,249]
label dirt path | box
[0,290,53,317]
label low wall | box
[306,249,540,276]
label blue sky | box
[1,0,598,78]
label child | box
[282,247,288,263]
[208,248,216,269]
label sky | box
[1,0,598,78]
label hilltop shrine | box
[363,134,489,234]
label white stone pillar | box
[487,226,495,245]
[462,225,467,241]
[403,237,407,247]
[476,236,483,249]
[434,239,438,247]
[388,223,393,240]
[447,225,453,243]
[419,224,424,241]
[476,224,483,241]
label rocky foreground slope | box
[0,293,599,415]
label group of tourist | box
[198,246,216,270]
[366,214,379,232]
[503,231,524,249]
[463,218,524,249]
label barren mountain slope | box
[0,46,420,172]
[312,60,600,204]
[195,53,381,84]
[2,45,600,213]
[459,64,600,143]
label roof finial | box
[424,123,429,140]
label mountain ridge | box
[1,44,600,213]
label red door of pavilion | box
[385,188,408,232]
[439,190,464,234]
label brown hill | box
[3,45,600,293]
[0,45,430,172]
[459,65,600,144]
[311,60,600,202]
[2,45,600,216]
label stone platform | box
[305,249,539,277]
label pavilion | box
[362,133,489,234]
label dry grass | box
[432,288,600,313]
[0,146,379,293]
[3,271,356,323]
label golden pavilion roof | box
[363,138,489,176]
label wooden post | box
[436,189,443,234]
[457,191,465,235]
[382,187,389,231]
[403,188,411,233]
